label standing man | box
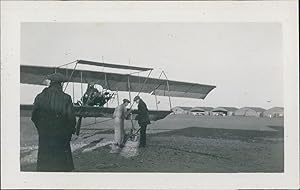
[133,96,151,147]
[31,72,76,172]
[113,99,131,147]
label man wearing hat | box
[112,98,131,147]
[31,72,76,172]
[133,96,150,147]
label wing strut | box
[80,71,83,98]
[116,88,120,105]
[154,91,158,110]
[137,69,153,95]
[63,61,78,92]
[154,71,164,110]
[127,69,153,111]
[127,75,132,103]
[56,60,77,69]
[72,82,75,103]
[152,70,172,110]
[162,71,172,110]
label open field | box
[20,115,284,172]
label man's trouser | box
[139,123,148,146]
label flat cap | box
[123,99,130,103]
[47,72,67,82]
[133,96,140,101]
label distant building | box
[211,107,238,116]
[234,107,266,117]
[190,107,213,116]
[211,107,228,116]
[263,107,284,118]
[171,106,193,115]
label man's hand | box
[125,112,132,120]
[127,109,134,114]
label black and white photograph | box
[20,22,285,173]
[1,1,299,189]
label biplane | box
[20,59,216,135]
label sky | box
[21,23,283,110]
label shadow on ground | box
[20,120,284,173]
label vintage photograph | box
[20,22,284,173]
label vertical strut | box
[104,73,108,107]
[127,75,132,103]
[80,71,83,98]
[162,71,172,110]
[63,62,78,92]
[65,65,68,93]
[154,91,158,110]
[72,82,75,103]
[104,73,108,89]
[116,88,120,105]
[154,71,164,110]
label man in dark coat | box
[31,72,76,172]
[133,96,151,147]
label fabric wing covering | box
[77,60,153,71]
[21,65,216,99]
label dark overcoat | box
[31,84,76,172]
[135,99,151,125]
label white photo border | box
[1,1,299,189]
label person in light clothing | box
[113,99,131,147]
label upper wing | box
[77,60,153,71]
[21,65,216,99]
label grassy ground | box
[20,115,284,172]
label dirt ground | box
[20,115,284,172]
